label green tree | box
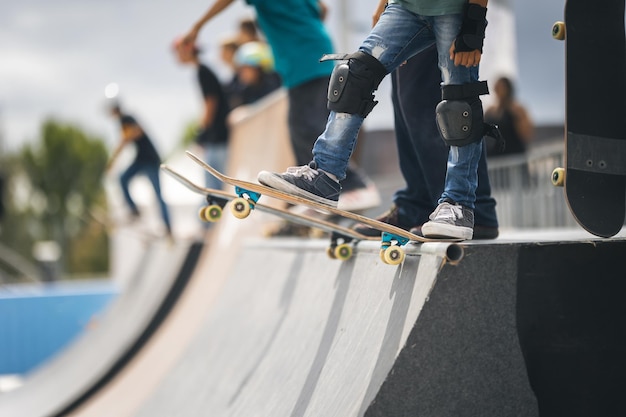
[2,119,110,276]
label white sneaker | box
[422,200,474,240]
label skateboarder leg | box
[354,44,498,239]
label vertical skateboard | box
[551,0,626,237]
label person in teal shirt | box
[183,0,380,212]
[245,0,334,89]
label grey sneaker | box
[422,200,474,240]
[258,161,341,208]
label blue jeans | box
[120,160,172,233]
[202,143,228,191]
[312,4,484,209]
[391,45,498,227]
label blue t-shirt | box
[245,0,335,88]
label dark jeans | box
[288,76,330,167]
[120,160,172,233]
[287,75,366,191]
[391,45,498,227]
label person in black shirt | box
[107,104,173,238]
[485,76,534,156]
[173,39,230,191]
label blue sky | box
[0,0,566,156]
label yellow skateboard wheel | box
[551,167,565,187]
[552,21,565,40]
[382,246,405,265]
[198,206,208,222]
[334,243,353,261]
[200,205,223,222]
[230,197,252,219]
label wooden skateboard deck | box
[183,151,464,265]
[551,0,626,237]
[162,164,378,262]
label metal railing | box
[487,140,577,229]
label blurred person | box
[219,36,240,71]
[183,0,380,213]
[237,17,261,44]
[219,36,245,109]
[485,76,534,156]
[106,104,173,238]
[228,41,281,108]
[173,38,231,191]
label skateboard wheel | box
[326,246,337,259]
[198,207,208,222]
[230,197,252,219]
[551,167,565,187]
[334,243,353,261]
[201,205,223,222]
[382,246,405,265]
[552,21,565,40]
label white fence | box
[487,140,578,229]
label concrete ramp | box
[0,237,202,417]
[131,240,459,417]
[74,237,535,417]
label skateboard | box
[161,164,380,263]
[550,0,626,237]
[183,151,464,265]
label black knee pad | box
[436,97,485,147]
[436,81,489,147]
[321,51,387,117]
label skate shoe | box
[422,199,474,240]
[258,161,341,208]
